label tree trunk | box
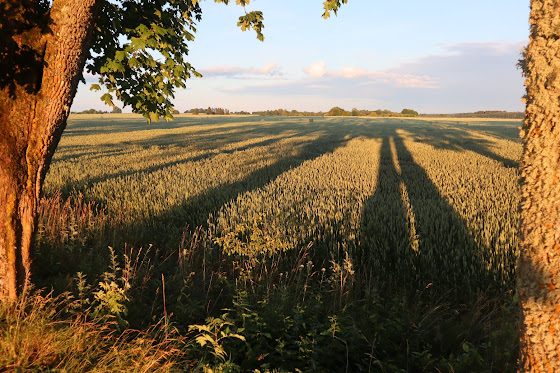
[519,0,560,370]
[0,0,100,301]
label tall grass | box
[0,291,188,372]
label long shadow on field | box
[54,117,321,164]
[63,115,267,137]
[117,131,350,248]
[359,129,493,299]
[55,135,293,198]
[53,146,135,163]
[357,137,411,287]
[428,120,521,141]
[404,124,519,168]
[54,123,289,164]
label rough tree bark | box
[519,0,560,370]
[0,0,100,300]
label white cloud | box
[303,62,328,77]
[303,63,440,89]
[199,62,282,77]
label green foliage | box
[327,106,348,116]
[182,286,519,372]
[61,247,132,330]
[322,0,349,18]
[86,0,269,122]
[188,313,246,371]
[401,108,419,116]
[88,0,202,122]
[237,10,265,42]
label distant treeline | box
[252,107,419,117]
[72,107,122,114]
[75,107,520,119]
[185,107,251,115]
[420,111,524,119]
[252,109,326,117]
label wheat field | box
[40,114,521,296]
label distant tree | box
[192,108,199,115]
[80,108,106,114]
[111,106,122,113]
[328,107,346,116]
[172,109,180,114]
[206,107,213,115]
[351,108,359,116]
[401,109,418,116]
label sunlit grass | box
[0,292,188,372]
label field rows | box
[41,115,522,295]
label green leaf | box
[100,93,113,106]
[114,50,126,61]
[130,37,146,50]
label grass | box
[0,291,188,372]
[3,114,521,371]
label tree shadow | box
[403,123,519,168]
[53,146,134,163]
[358,136,412,288]
[111,131,351,248]
[51,117,332,198]
[54,135,293,197]
[428,120,521,141]
[360,128,495,298]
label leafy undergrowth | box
[3,222,519,372]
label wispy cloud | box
[303,61,439,88]
[306,84,331,89]
[199,62,282,77]
[217,41,525,113]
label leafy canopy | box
[87,0,347,122]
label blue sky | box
[73,0,530,114]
